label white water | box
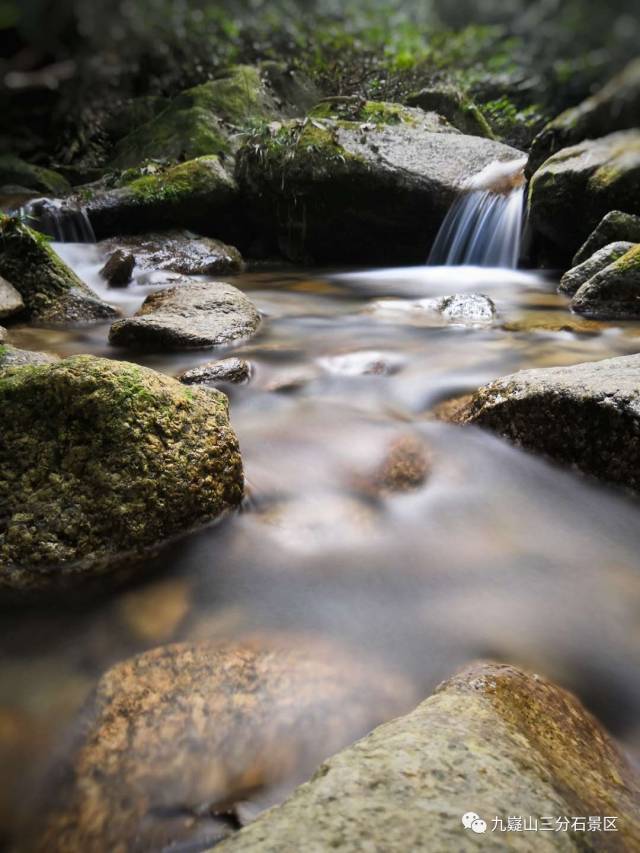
[429,158,527,269]
[20,197,96,243]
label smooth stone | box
[109,281,261,352]
[179,357,253,386]
[0,345,58,373]
[573,211,640,266]
[559,241,636,296]
[0,275,24,319]
[27,639,417,852]
[217,661,640,852]
[456,352,640,492]
[369,292,496,325]
[571,244,640,319]
[100,249,135,287]
[0,355,243,591]
[101,231,244,277]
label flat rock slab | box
[101,231,244,277]
[218,662,640,852]
[109,281,261,351]
[457,353,640,491]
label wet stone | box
[179,357,253,386]
[100,249,135,287]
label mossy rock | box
[573,211,640,266]
[0,155,70,196]
[0,217,116,325]
[0,355,244,591]
[237,108,523,264]
[217,661,640,852]
[559,241,636,296]
[571,244,640,319]
[111,66,281,170]
[406,84,493,138]
[529,58,640,175]
[26,638,416,852]
[527,130,640,267]
[85,157,240,241]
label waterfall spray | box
[428,157,527,269]
[20,198,96,243]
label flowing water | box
[3,226,640,839]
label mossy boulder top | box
[456,352,640,493]
[0,355,243,591]
[559,241,637,296]
[218,661,640,852]
[0,217,116,325]
[111,64,309,170]
[84,156,239,241]
[0,154,71,196]
[529,58,640,174]
[27,639,416,852]
[237,102,523,264]
[573,210,640,266]
[527,129,640,266]
[571,244,640,319]
[405,84,494,138]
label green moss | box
[614,245,640,272]
[309,98,416,126]
[0,355,243,588]
[0,155,71,196]
[126,156,234,205]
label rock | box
[179,357,253,386]
[0,356,243,591]
[237,103,524,264]
[0,217,116,325]
[0,155,70,196]
[559,241,636,296]
[101,230,244,277]
[0,275,24,319]
[28,640,416,852]
[369,293,496,325]
[573,211,640,266]
[529,58,640,175]
[406,84,493,138]
[110,281,260,351]
[354,434,432,497]
[112,66,281,170]
[0,345,57,373]
[527,130,640,266]
[317,350,406,376]
[218,661,640,853]
[85,156,240,241]
[571,244,640,319]
[100,249,135,287]
[259,62,322,117]
[456,353,640,492]
[437,292,497,322]
[0,325,5,343]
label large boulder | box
[529,58,640,175]
[573,211,640,266]
[84,157,240,242]
[111,66,281,170]
[218,662,640,852]
[0,155,70,195]
[406,84,493,138]
[571,244,640,319]
[559,241,636,296]
[0,217,116,325]
[27,639,417,852]
[236,101,524,264]
[109,281,261,351]
[0,356,243,591]
[456,353,640,492]
[100,231,244,277]
[528,130,640,266]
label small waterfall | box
[20,197,96,243]
[429,158,527,269]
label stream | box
[2,243,640,831]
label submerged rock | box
[179,357,253,386]
[0,275,24,319]
[317,350,407,377]
[456,353,640,492]
[369,292,496,325]
[28,639,416,852]
[0,155,70,196]
[100,248,135,287]
[0,217,116,325]
[573,211,640,266]
[529,58,640,175]
[0,356,243,591]
[237,103,523,264]
[571,244,640,319]
[528,130,640,265]
[101,230,244,277]
[406,84,493,138]
[559,241,636,296]
[354,434,432,497]
[85,157,239,241]
[109,281,260,351]
[218,661,640,852]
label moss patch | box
[0,155,71,196]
